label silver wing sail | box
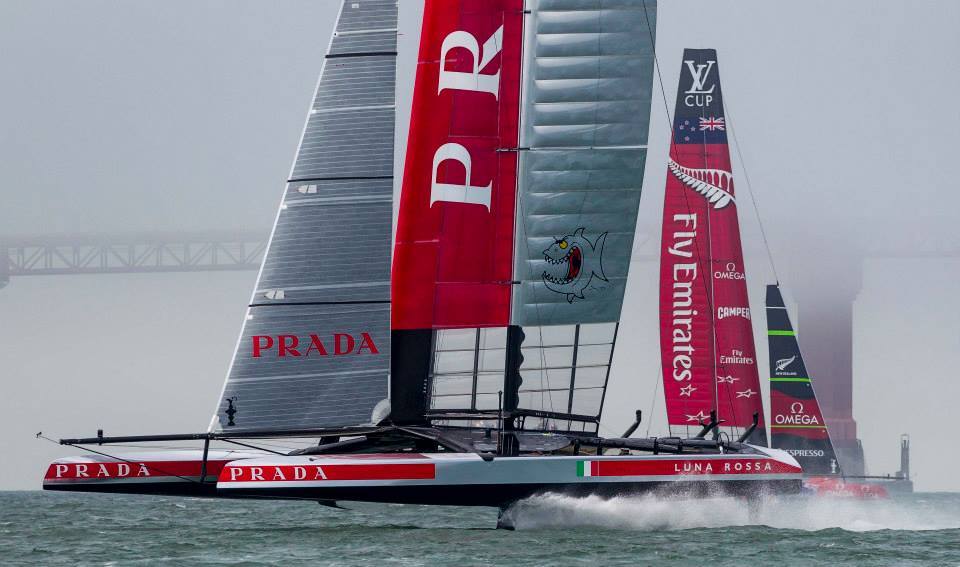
[510,0,657,429]
[512,0,656,327]
[211,0,397,432]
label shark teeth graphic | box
[542,250,578,285]
[541,228,607,303]
[667,158,735,209]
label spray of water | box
[506,492,960,532]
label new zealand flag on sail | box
[673,50,728,145]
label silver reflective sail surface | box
[511,0,656,426]
[212,0,397,432]
[512,0,656,327]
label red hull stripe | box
[220,463,436,483]
[590,458,801,477]
[391,0,524,330]
[44,460,231,481]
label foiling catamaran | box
[43,0,802,522]
[765,285,891,498]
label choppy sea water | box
[2,491,960,566]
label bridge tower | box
[790,251,866,475]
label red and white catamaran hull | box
[43,450,268,497]
[217,448,802,506]
[45,447,803,505]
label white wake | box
[505,492,960,532]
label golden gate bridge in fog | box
[0,231,266,284]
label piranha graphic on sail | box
[541,228,608,303]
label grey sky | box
[2,1,959,490]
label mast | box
[210,0,398,432]
[659,49,766,443]
[767,284,841,474]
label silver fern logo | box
[667,158,735,209]
[775,355,797,372]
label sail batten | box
[212,0,397,433]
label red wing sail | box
[659,49,766,442]
[389,0,523,424]
[391,0,523,331]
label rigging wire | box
[723,98,781,285]
[641,0,679,439]
[643,0,674,130]
[643,351,662,438]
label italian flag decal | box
[577,461,594,477]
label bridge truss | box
[1,231,266,285]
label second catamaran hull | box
[216,450,803,506]
[44,448,803,506]
[43,450,269,497]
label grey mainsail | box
[211,0,397,432]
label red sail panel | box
[659,145,716,428]
[392,0,523,330]
[771,389,830,440]
[659,49,766,435]
[711,190,765,433]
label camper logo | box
[775,355,797,372]
[541,228,608,303]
